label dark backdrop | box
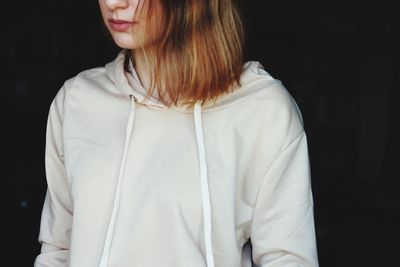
[2,1,399,266]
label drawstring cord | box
[194,101,215,267]
[99,94,136,267]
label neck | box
[130,48,171,102]
[131,48,151,90]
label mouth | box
[109,19,136,32]
[109,18,135,24]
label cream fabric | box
[34,49,319,267]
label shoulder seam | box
[259,129,306,184]
[62,76,78,125]
[249,129,307,231]
[252,129,306,203]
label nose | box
[104,0,129,10]
[104,0,142,18]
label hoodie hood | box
[99,48,281,267]
[104,48,281,113]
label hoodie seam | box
[61,75,79,125]
[60,76,78,193]
[248,130,306,235]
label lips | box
[109,19,135,31]
[109,19,133,24]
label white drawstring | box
[194,101,215,267]
[99,94,136,267]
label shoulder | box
[64,66,110,92]
[55,65,115,102]
[49,66,114,117]
[243,62,302,114]
[243,63,306,149]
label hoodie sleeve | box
[34,80,74,267]
[250,130,319,267]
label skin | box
[98,0,164,90]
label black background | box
[2,1,399,266]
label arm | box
[34,81,74,267]
[251,131,319,267]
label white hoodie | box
[34,48,319,267]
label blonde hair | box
[128,0,246,109]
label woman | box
[34,0,319,266]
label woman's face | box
[98,0,164,49]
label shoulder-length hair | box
[125,0,246,109]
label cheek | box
[98,1,108,17]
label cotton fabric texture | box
[34,48,319,267]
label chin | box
[111,36,142,50]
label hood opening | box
[104,49,281,113]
